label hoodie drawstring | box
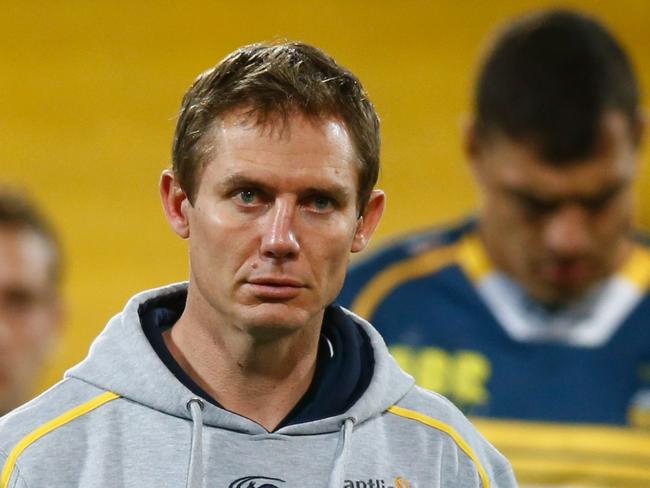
[327,417,355,488]
[185,401,353,488]
[186,398,205,488]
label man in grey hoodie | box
[0,42,517,487]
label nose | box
[543,204,591,257]
[260,200,300,260]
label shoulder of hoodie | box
[0,377,115,456]
[389,384,515,482]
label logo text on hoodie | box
[229,475,285,487]
[227,475,411,488]
[344,477,412,488]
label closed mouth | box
[245,276,306,300]
[247,276,305,288]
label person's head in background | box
[0,187,63,415]
[465,9,644,306]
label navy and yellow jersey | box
[338,218,650,487]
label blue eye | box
[313,196,332,210]
[306,195,337,213]
[237,190,258,205]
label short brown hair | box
[474,9,641,162]
[172,41,380,211]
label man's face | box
[163,110,383,338]
[0,227,60,414]
[469,112,640,304]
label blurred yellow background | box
[2,0,648,392]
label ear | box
[463,118,483,163]
[351,190,385,253]
[633,107,647,149]
[44,296,65,345]
[463,119,488,183]
[51,297,65,334]
[32,293,65,360]
[160,169,191,239]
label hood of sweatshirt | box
[66,282,415,436]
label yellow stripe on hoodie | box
[388,405,491,488]
[1,391,120,488]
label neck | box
[163,291,322,431]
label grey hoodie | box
[0,283,517,487]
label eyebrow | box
[216,174,274,195]
[506,178,629,205]
[216,173,354,202]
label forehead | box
[0,227,54,289]
[199,110,359,191]
[482,113,638,197]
